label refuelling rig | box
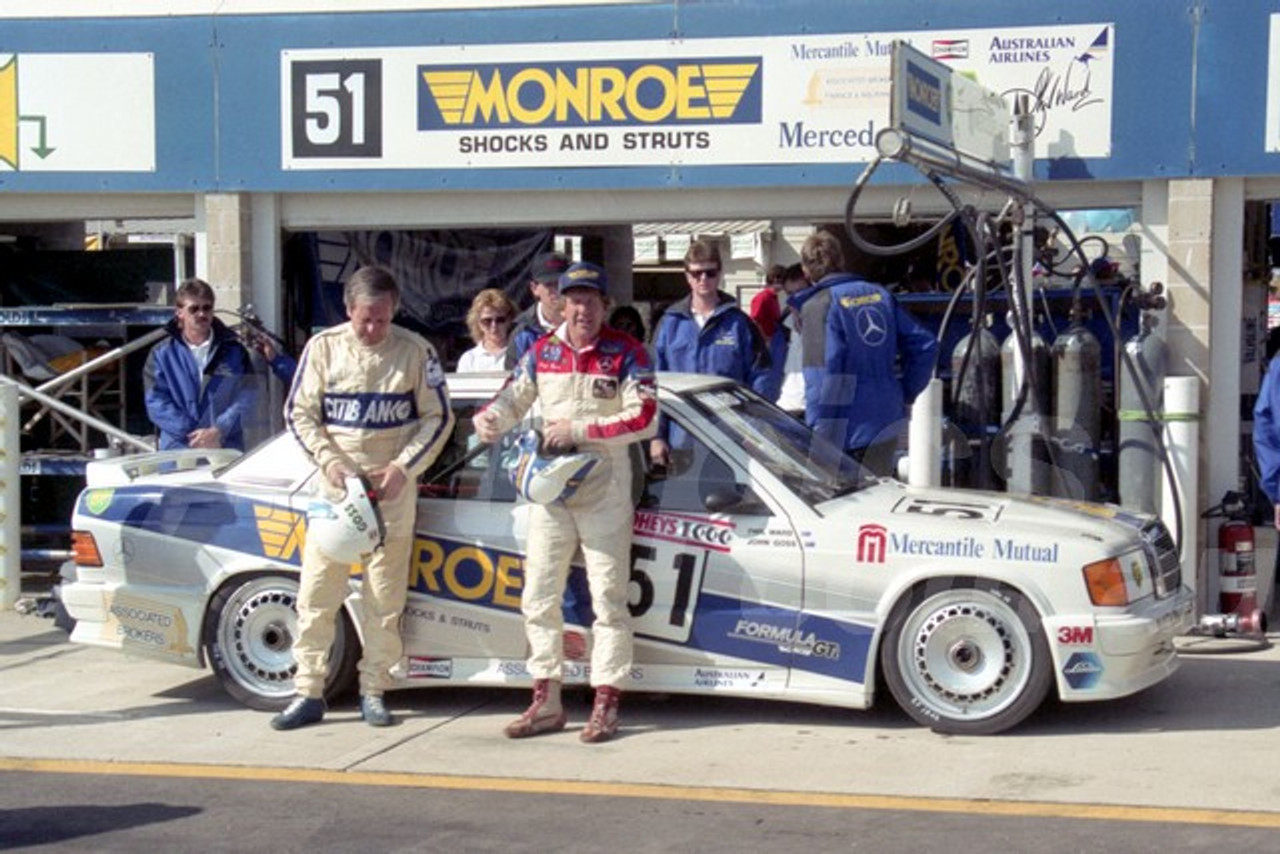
[869,43,1266,637]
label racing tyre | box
[881,579,1052,735]
[204,574,359,711]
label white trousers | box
[521,459,634,688]
[292,484,416,698]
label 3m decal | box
[1056,625,1094,646]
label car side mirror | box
[703,487,768,515]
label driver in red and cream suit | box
[476,261,657,744]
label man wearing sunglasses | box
[144,278,256,451]
[650,239,770,467]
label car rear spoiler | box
[84,448,243,487]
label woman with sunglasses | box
[457,288,518,373]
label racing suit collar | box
[551,322,601,353]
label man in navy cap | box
[476,261,657,743]
[505,250,570,369]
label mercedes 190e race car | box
[60,373,1195,734]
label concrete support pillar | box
[199,192,255,309]
[0,382,19,610]
[1162,177,1245,615]
[775,221,814,269]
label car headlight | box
[1083,550,1153,606]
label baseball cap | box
[558,261,607,295]
[531,251,571,284]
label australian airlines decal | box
[281,23,1112,171]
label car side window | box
[420,403,517,503]
[642,421,769,516]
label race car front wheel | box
[882,579,1053,735]
[204,573,359,711]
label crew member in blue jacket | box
[1255,354,1280,531]
[650,239,770,466]
[792,231,937,476]
[144,278,256,451]
[505,251,570,369]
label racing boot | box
[579,685,620,744]
[503,679,566,738]
[360,694,394,727]
[270,696,326,731]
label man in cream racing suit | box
[476,261,658,744]
[272,266,454,730]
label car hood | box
[822,480,1162,559]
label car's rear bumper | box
[61,578,204,667]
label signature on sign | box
[1003,58,1104,138]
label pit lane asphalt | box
[2,608,1279,829]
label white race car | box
[61,373,1194,734]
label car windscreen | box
[684,384,871,506]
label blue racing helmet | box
[505,429,599,505]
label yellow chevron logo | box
[421,60,760,127]
[255,504,306,561]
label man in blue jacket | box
[650,239,770,466]
[1254,353,1280,618]
[505,251,570,369]
[792,231,937,476]
[144,278,256,451]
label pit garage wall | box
[3,0,1280,601]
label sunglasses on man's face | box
[184,303,214,315]
[686,268,720,279]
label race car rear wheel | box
[204,573,359,711]
[882,579,1052,735]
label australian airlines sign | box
[281,22,1112,170]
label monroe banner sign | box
[281,22,1113,170]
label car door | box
[633,412,806,695]
[407,397,530,666]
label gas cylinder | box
[1001,314,1051,494]
[1001,318,1050,421]
[949,320,1000,488]
[1050,312,1102,499]
[1117,312,1167,514]
[952,322,1001,433]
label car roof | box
[445,371,728,397]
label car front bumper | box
[1044,586,1196,702]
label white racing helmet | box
[506,428,600,505]
[306,474,386,563]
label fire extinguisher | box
[1205,491,1258,615]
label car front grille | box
[1141,520,1182,598]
